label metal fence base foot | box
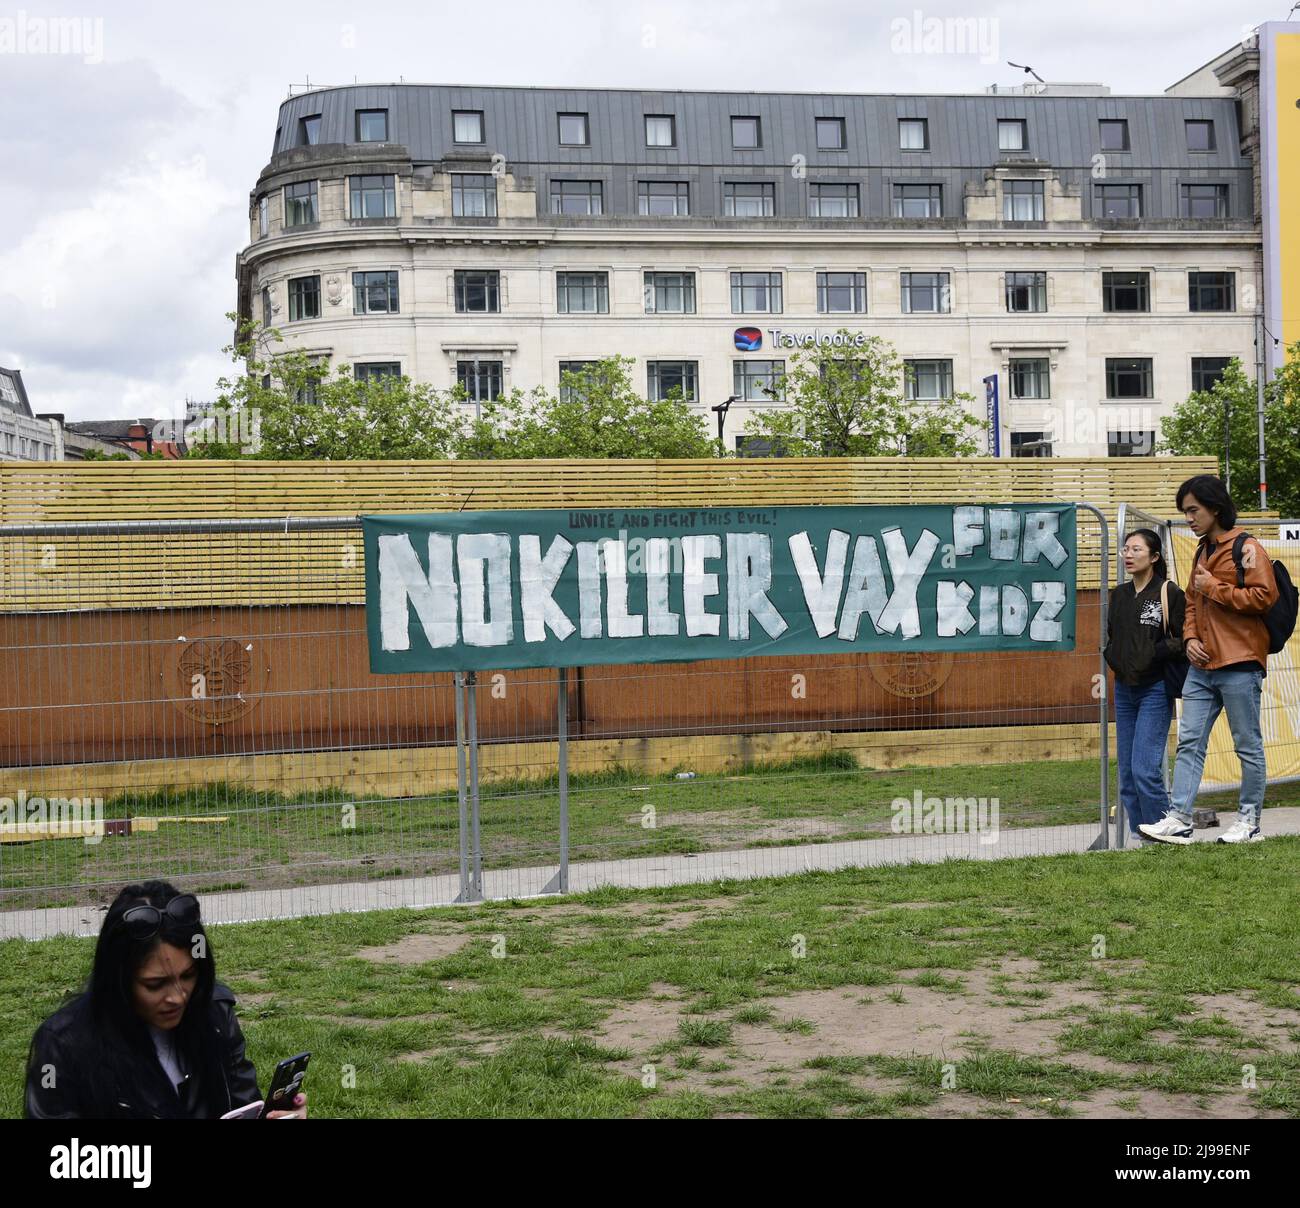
[453,887,484,904]
[1087,832,1110,851]
[539,870,566,895]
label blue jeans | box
[1114,678,1173,831]
[1169,664,1266,828]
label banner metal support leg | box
[541,668,570,896]
[455,670,484,902]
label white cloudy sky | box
[0,0,1283,421]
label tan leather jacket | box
[1183,527,1278,670]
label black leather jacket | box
[25,982,262,1119]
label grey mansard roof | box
[261,84,1252,224]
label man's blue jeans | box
[1114,678,1173,831]
[1169,664,1266,828]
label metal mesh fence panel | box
[0,508,1115,938]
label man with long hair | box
[1140,476,1279,845]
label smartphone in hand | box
[259,1052,310,1119]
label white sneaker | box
[1217,819,1263,844]
[1138,815,1194,845]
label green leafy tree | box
[1158,352,1300,517]
[189,315,466,460]
[741,332,985,457]
[452,356,715,459]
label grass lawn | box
[3,838,1297,1119]
[5,751,1300,911]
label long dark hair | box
[1123,528,1168,583]
[58,881,226,1115]
[1175,474,1238,531]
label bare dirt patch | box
[1187,993,1300,1039]
[356,931,468,964]
[655,808,850,844]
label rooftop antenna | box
[1007,61,1045,84]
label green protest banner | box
[363,504,1076,672]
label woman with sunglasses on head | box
[25,880,307,1119]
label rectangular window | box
[1005,271,1047,312]
[1189,271,1235,312]
[356,109,388,142]
[735,435,780,458]
[900,271,950,313]
[1186,119,1216,152]
[558,361,598,402]
[453,110,484,143]
[1003,180,1045,221]
[1181,183,1228,218]
[1099,119,1130,152]
[638,181,689,216]
[452,173,497,217]
[550,179,603,215]
[1095,183,1142,219]
[258,195,268,237]
[816,117,846,150]
[455,269,501,313]
[731,271,783,314]
[1192,356,1231,393]
[261,286,271,327]
[817,271,867,314]
[892,183,942,218]
[997,119,1027,151]
[288,275,320,321]
[645,115,675,147]
[349,174,395,219]
[457,360,502,403]
[733,359,785,402]
[643,271,696,314]
[899,118,928,150]
[904,359,954,400]
[558,112,589,146]
[354,362,401,381]
[647,361,698,402]
[1108,430,1156,457]
[300,115,321,146]
[1102,271,1150,312]
[556,271,609,314]
[1009,357,1050,399]
[809,182,859,218]
[284,180,319,226]
[723,181,775,217]
[352,270,399,315]
[731,116,761,148]
[1105,357,1153,399]
[1011,431,1052,458]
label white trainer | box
[1138,815,1194,845]
[1217,819,1263,844]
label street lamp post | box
[711,395,737,456]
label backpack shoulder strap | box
[1159,578,1171,636]
[1231,531,1257,589]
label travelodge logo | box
[733,327,763,351]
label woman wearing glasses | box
[25,880,307,1119]
[1104,529,1187,842]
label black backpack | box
[1196,532,1298,655]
